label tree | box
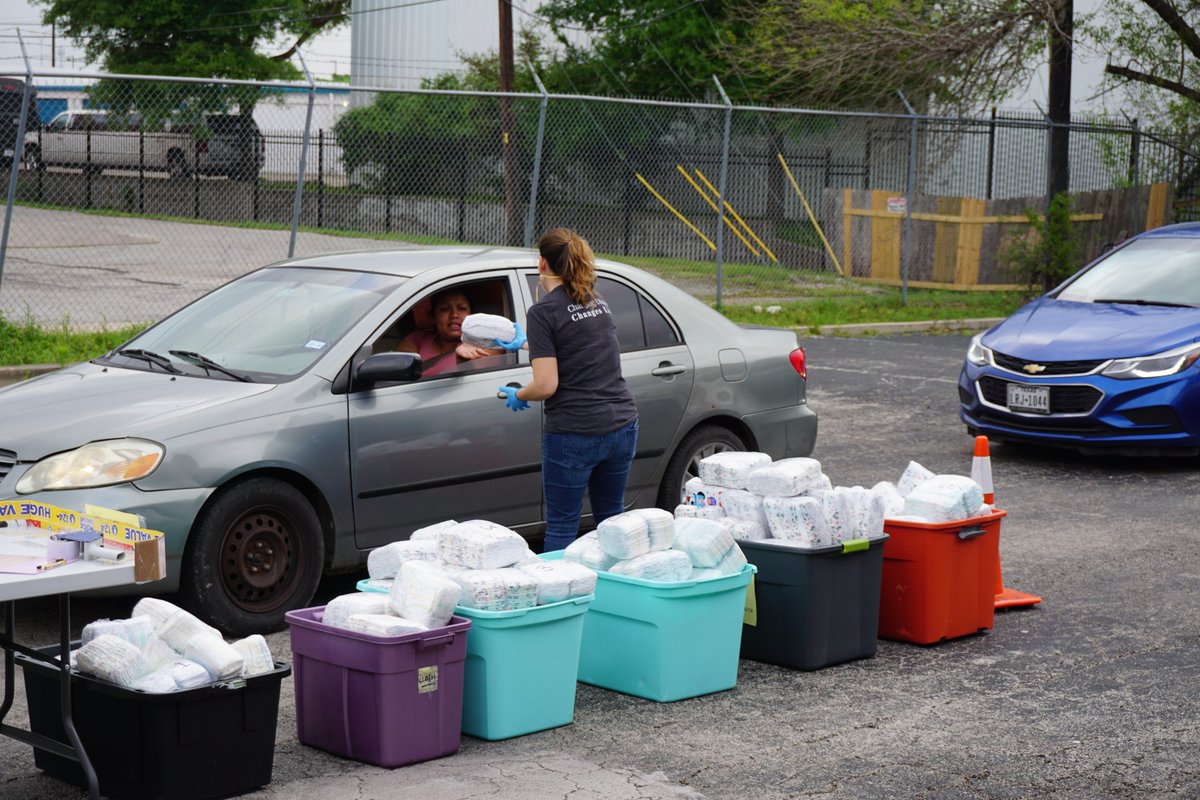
[34,0,349,115]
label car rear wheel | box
[180,477,324,636]
[655,424,746,510]
[22,144,42,171]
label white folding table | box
[0,530,142,800]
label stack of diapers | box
[454,568,539,612]
[698,451,772,488]
[367,539,438,579]
[71,599,277,692]
[596,508,675,559]
[322,591,392,628]
[746,457,828,496]
[562,532,619,571]
[517,559,597,604]
[460,313,517,348]
[438,519,533,570]
[900,474,985,522]
[673,518,748,576]
[610,550,693,582]
[388,560,461,628]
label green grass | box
[0,314,146,370]
[719,289,1026,330]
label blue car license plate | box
[1007,382,1050,414]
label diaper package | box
[454,568,539,612]
[156,608,224,651]
[746,457,826,496]
[897,460,936,496]
[460,313,517,348]
[345,613,428,638]
[673,503,726,520]
[596,511,652,559]
[182,634,244,682]
[871,481,906,518]
[410,519,458,541]
[697,451,773,489]
[81,616,155,651]
[722,516,769,541]
[389,560,461,628]
[75,635,148,688]
[635,507,676,550]
[438,519,530,569]
[672,517,735,568]
[682,477,729,510]
[563,532,619,571]
[719,489,770,534]
[517,559,597,604]
[763,495,832,548]
[901,474,985,523]
[609,549,693,582]
[322,591,392,629]
[231,634,277,677]
[367,539,439,579]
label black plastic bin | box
[18,646,290,800]
[739,535,888,671]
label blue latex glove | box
[498,385,530,412]
[494,322,526,351]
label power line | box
[509,0,707,34]
[182,0,453,35]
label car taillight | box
[789,347,807,380]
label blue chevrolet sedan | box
[959,222,1200,455]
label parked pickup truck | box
[24,110,265,180]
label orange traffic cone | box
[972,435,1042,609]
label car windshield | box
[1057,238,1200,307]
[104,267,405,381]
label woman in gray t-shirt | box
[497,228,638,552]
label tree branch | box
[1139,0,1200,62]
[1105,62,1200,104]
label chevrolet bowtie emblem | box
[1023,363,1046,374]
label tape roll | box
[85,542,127,562]
[46,538,80,562]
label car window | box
[107,267,406,381]
[46,113,67,132]
[524,273,681,353]
[370,277,518,380]
[1057,238,1200,307]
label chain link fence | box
[0,69,1196,329]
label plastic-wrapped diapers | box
[367,539,439,579]
[75,635,147,687]
[609,549,693,582]
[563,532,619,571]
[697,451,772,489]
[672,517,735,568]
[763,495,832,548]
[872,481,905,518]
[720,489,770,534]
[162,659,212,690]
[716,545,748,576]
[635,508,676,549]
[346,614,427,638]
[682,477,729,510]
[141,636,181,672]
[673,503,725,520]
[898,461,936,496]
[410,520,458,541]
[183,634,244,681]
[596,511,650,559]
[81,616,155,651]
[232,635,276,677]
[322,591,392,629]
[438,519,529,570]
[156,608,225,651]
[390,560,461,628]
[132,597,189,630]
[901,475,985,523]
[815,489,853,544]
[131,671,179,694]
[723,517,769,541]
[461,313,517,348]
[746,457,826,497]
[454,568,539,612]
[517,559,597,604]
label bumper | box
[741,403,819,459]
[958,366,1200,455]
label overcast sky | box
[0,0,1125,112]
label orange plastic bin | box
[878,509,1006,645]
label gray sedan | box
[0,248,816,633]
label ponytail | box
[537,227,596,306]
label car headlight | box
[966,333,993,366]
[16,438,164,494]
[1101,342,1200,380]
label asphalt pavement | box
[2,333,1199,800]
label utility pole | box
[1047,0,1072,197]
[499,0,521,246]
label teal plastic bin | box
[541,555,757,702]
[357,579,593,740]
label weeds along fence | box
[0,69,1195,329]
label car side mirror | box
[354,351,423,389]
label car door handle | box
[651,364,686,377]
[497,382,522,399]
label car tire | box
[180,477,324,636]
[655,424,746,510]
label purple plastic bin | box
[285,606,471,768]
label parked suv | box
[25,110,264,180]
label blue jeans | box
[541,419,638,553]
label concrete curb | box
[0,318,1006,378]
